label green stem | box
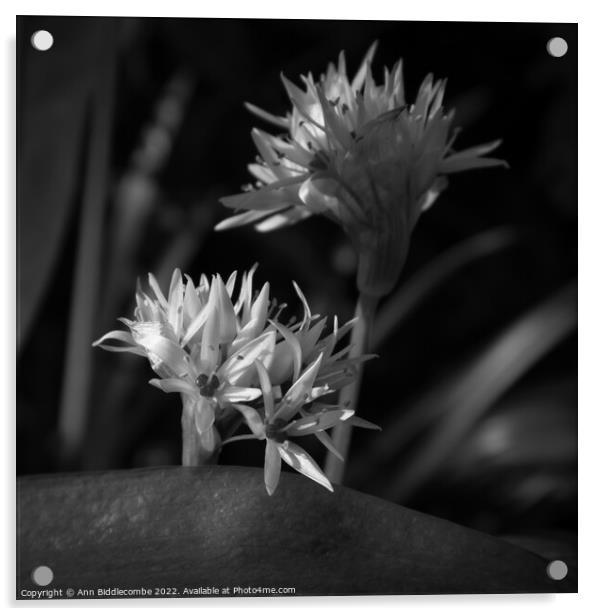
[325,292,378,484]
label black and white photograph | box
[16,14,577,599]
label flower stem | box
[181,396,219,466]
[325,292,378,484]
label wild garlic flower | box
[217,43,506,297]
[224,353,380,496]
[93,266,371,467]
[93,268,276,463]
[230,357,371,495]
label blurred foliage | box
[17,17,576,547]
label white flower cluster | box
[94,267,376,492]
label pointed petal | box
[225,271,238,297]
[441,156,508,174]
[297,316,327,357]
[232,403,266,439]
[313,429,344,461]
[254,208,312,232]
[269,320,302,383]
[245,101,289,128]
[292,281,312,329]
[218,330,276,386]
[285,409,354,436]
[264,440,282,495]
[199,307,220,374]
[149,377,198,396]
[183,276,203,325]
[349,416,382,431]
[220,386,262,403]
[130,322,189,376]
[250,282,270,331]
[167,268,184,337]
[219,188,295,212]
[230,317,262,354]
[351,41,378,93]
[253,358,275,420]
[248,162,278,184]
[147,273,168,309]
[274,353,323,422]
[92,330,146,356]
[266,339,295,385]
[277,441,333,492]
[213,275,238,344]
[215,207,287,231]
[181,303,211,347]
[448,139,503,160]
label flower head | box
[93,266,372,465]
[93,268,276,457]
[224,343,379,495]
[217,43,507,297]
[229,355,378,495]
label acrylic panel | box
[17,16,577,599]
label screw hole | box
[31,30,54,51]
[547,37,568,58]
[546,559,568,580]
[31,565,54,586]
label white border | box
[3,1,598,613]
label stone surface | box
[17,466,576,597]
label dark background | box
[17,17,576,548]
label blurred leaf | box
[56,20,119,463]
[350,283,576,499]
[373,226,518,349]
[17,17,116,350]
[386,283,576,502]
[451,382,576,474]
[17,467,574,593]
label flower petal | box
[147,273,168,309]
[264,439,282,495]
[167,268,184,337]
[149,377,197,396]
[199,307,220,374]
[92,330,146,357]
[285,409,354,436]
[219,188,297,213]
[266,339,295,386]
[277,441,333,492]
[130,322,189,377]
[297,316,327,357]
[183,276,203,327]
[313,429,344,461]
[441,155,508,174]
[213,275,238,344]
[233,403,266,439]
[181,297,211,348]
[250,282,270,332]
[245,101,289,129]
[349,416,382,431]
[292,281,312,329]
[218,330,276,387]
[351,41,378,93]
[253,359,274,420]
[274,353,323,422]
[254,208,312,232]
[215,208,288,231]
[269,320,302,383]
[220,386,262,403]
